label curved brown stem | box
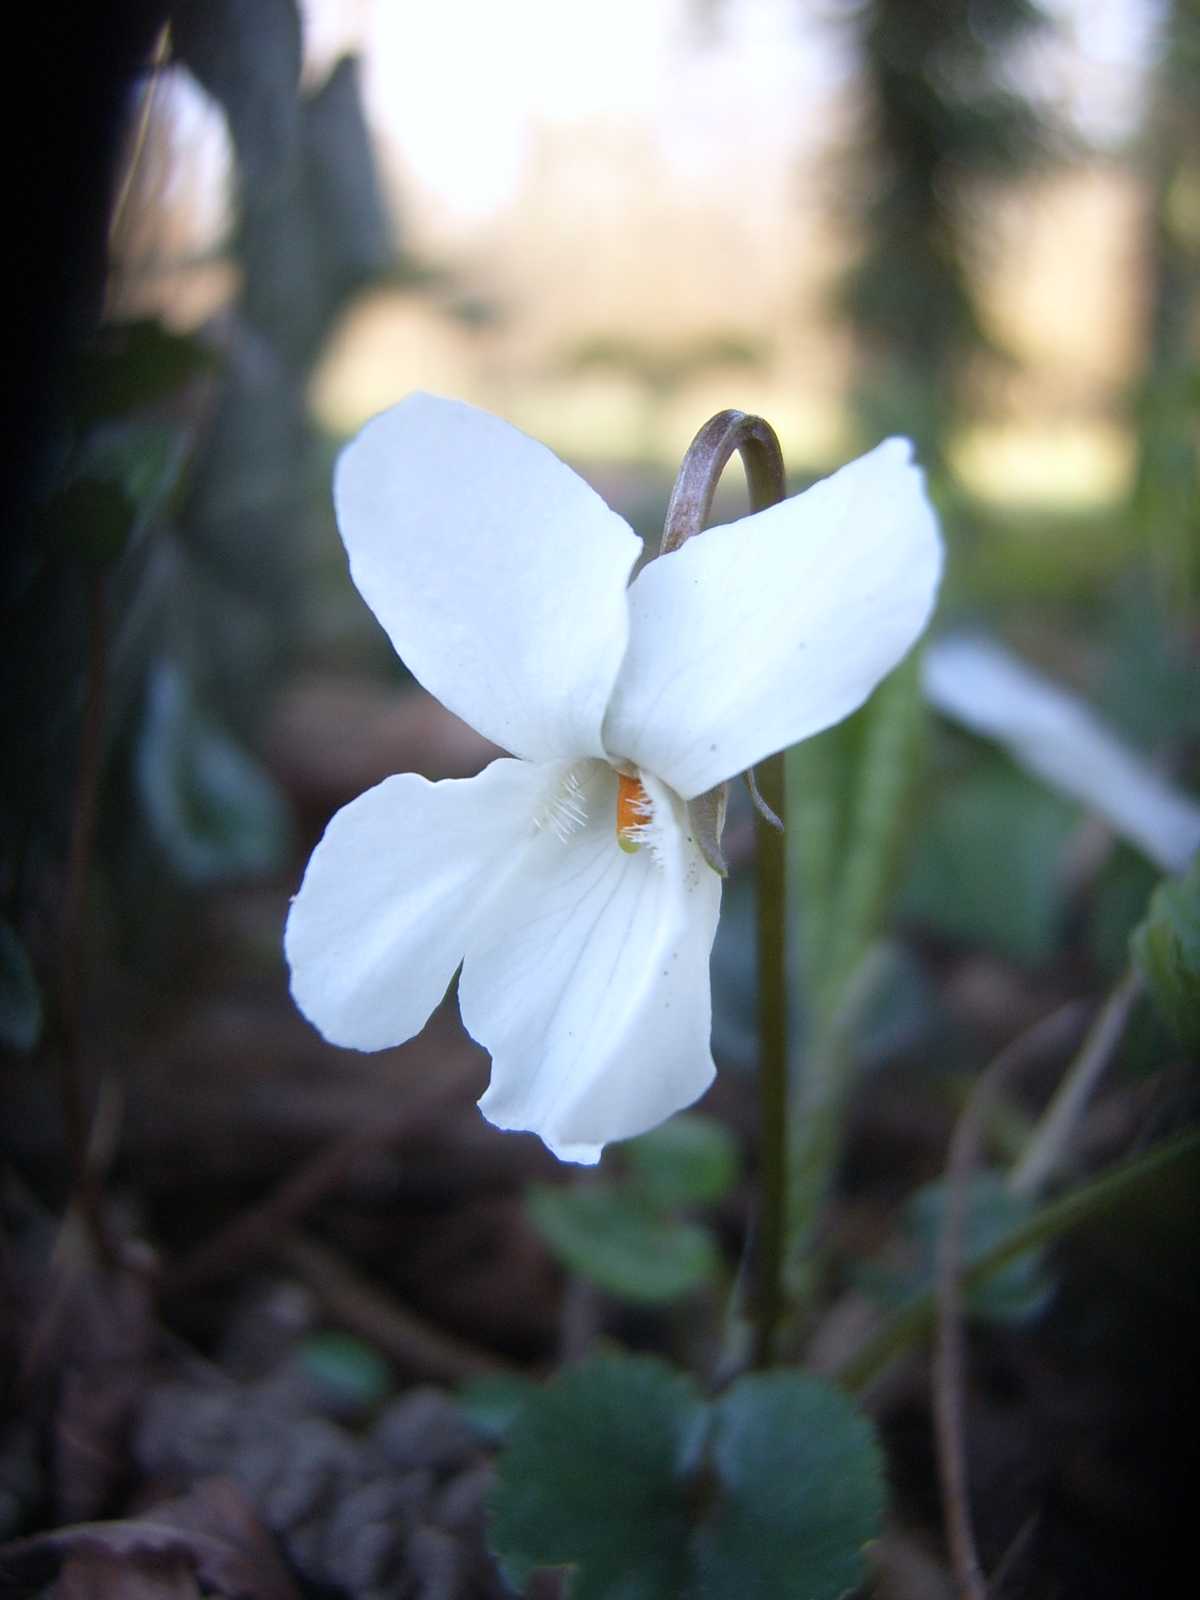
[659,410,785,555]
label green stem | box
[659,410,788,1366]
[836,1124,1200,1393]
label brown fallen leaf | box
[52,1546,202,1599]
[9,1202,158,1526]
[0,1478,299,1600]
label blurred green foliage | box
[1,0,401,988]
[1133,0,1200,613]
[901,754,1077,966]
[135,659,291,883]
[526,1114,740,1305]
[0,920,42,1053]
[790,651,927,1033]
[298,1331,394,1412]
[1132,856,1200,1050]
[861,1169,1054,1323]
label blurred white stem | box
[923,636,1200,873]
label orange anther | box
[615,772,650,852]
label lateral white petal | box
[460,768,722,1163]
[603,439,943,799]
[334,393,642,763]
[285,758,561,1051]
[923,634,1200,873]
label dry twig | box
[167,1056,481,1295]
[934,1003,1082,1600]
[275,1229,513,1383]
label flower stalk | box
[659,411,789,1366]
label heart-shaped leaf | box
[489,1355,885,1600]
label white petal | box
[459,768,722,1163]
[603,439,943,799]
[334,393,641,763]
[285,758,567,1051]
[923,635,1200,873]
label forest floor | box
[1,673,1196,1600]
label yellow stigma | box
[616,772,650,853]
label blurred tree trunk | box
[840,0,1048,472]
[2,3,168,581]
[1133,0,1200,614]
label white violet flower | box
[285,393,943,1162]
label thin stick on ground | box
[56,574,115,1266]
[933,1002,1083,1600]
[935,1080,992,1600]
[838,1121,1200,1394]
[167,1056,481,1295]
[276,1229,514,1383]
[1008,967,1143,1198]
[934,964,1143,1595]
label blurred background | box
[116,0,1178,493]
[1,1,1197,1595]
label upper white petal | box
[285,758,567,1051]
[459,767,722,1163]
[602,438,943,799]
[923,634,1200,873]
[334,393,642,763]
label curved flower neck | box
[659,410,786,556]
[651,410,789,875]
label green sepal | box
[687,782,728,877]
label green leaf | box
[625,1113,740,1210]
[136,659,291,883]
[456,1373,542,1442]
[76,422,190,533]
[826,650,927,1014]
[74,319,216,424]
[527,1183,721,1304]
[41,422,191,569]
[790,653,927,1031]
[694,1372,886,1600]
[1131,856,1200,1049]
[901,758,1077,964]
[1088,845,1161,976]
[489,1356,703,1599]
[869,1171,1053,1324]
[299,1332,392,1410]
[489,1355,887,1600]
[40,476,136,569]
[0,919,42,1052]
